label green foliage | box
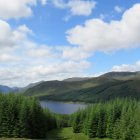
[0,94,58,139]
[71,99,140,140]
[72,110,82,133]
[0,93,140,140]
[55,114,70,128]
[46,127,111,140]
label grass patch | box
[46,127,110,140]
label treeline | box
[0,94,58,139]
[71,99,140,140]
[1,94,140,140]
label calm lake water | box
[40,101,87,114]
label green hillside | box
[102,71,140,80]
[24,76,117,96]
[23,72,140,103]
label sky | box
[0,0,140,87]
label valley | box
[1,71,140,140]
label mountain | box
[0,85,14,93]
[102,71,140,80]
[18,81,44,93]
[63,77,90,82]
[0,81,43,94]
[23,71,140,102]
[23,76,117,96]
[40,79,140,103]
[0,85,24,93]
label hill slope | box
[23,71,140,102]
[24,76,117,96]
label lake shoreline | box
[39,99,89,105]
[40,100,88,114]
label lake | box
[40,101,87,114]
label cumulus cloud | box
[68,0,96,16]
[0,20,32,52]
[52,0,96,16]
[0,0,48,19]
[66,3,140,59]
[0,19,91,86]
[1,2,140,86]
[0,60,90,86]
[0,54,19,63]
[0,0,37,19]
[62,47,91,60]
[0,20,14,47]
[0,20,34,65]
[27,45,57,58]
[29,60,90,76]
[112,61,140,72]
[0,20,32,49]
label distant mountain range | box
[1,71,140,102]
[0,81,44,94]
[0,85,14,93]
[23,71,140,102]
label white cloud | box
[1,2,140,87]
[112,61,140,72]
[0,20,14,47]
[0,20,34,65]
[52,0,96,16]
[0,60,90,87]
[0,20,91,86]
[0,20,32,49]
[62,47,91,60]
[0,54,19,62]
[52,0,66,9]
[29,60,90,76]
[68,0,96,16]
[27,45,56,58]
[114,5,124,13]
[0,0,48,19]
[66,3,140,58]
[0,0,37,19]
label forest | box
[71,99,140,140]
[0,94,140,140]
[0,94,59,139]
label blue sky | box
[0,0,140,86]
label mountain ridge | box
[23,71,140,102]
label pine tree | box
[97,106,106,138]
[0,94,58,139]
[87,106,99,138]
[73,111,81,133]
[17,100,30,138]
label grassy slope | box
[23,72,140,103]
[24,76,115,96]
[37,79,140,103]
[46,127,110,140]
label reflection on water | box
[40,101,87,114]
